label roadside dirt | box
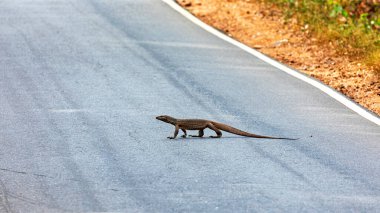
[177,0,380,116]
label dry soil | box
[177,0,380,116]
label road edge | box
[162,0,380,126]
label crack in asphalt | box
[0,177,12,213]
[0,168,52,179]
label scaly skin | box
[156,115,297,140]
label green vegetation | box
[265,0,380,71]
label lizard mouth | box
[156,115,169,122]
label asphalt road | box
[1,0,380,212]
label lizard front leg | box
[168,125,179,139]
[181,129,187,138]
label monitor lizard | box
[156,115,297,140]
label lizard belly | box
[179,122,207,130]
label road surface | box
[0,0,379,212]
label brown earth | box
[177,0,380,116]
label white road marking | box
[49,109,89,113]
[162,0,380,126]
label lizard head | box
[156,115,176,125]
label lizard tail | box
[212,122,297,140]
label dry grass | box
[266,0,380,72]
[177,0,380,115]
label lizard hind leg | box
[190,129,204,137]
[207,123,222,138]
